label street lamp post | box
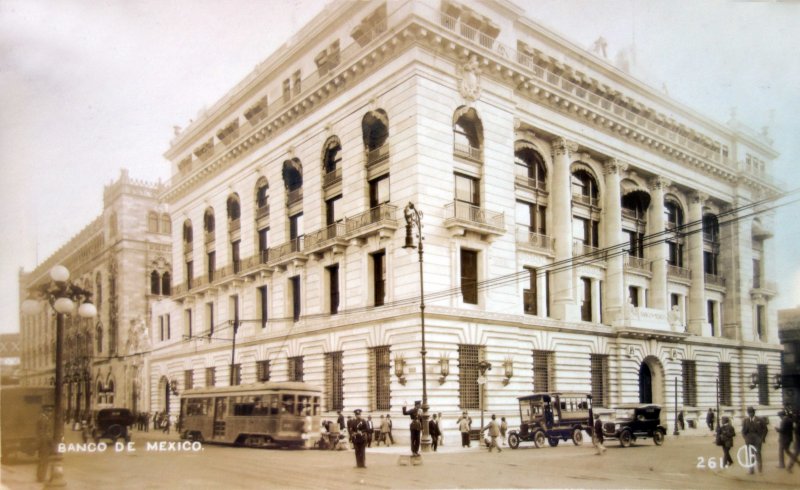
[22,265,97,489]
[402,202,431,452]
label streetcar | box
[178,382,321,448]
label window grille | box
[532,350,554,392]
[230,364,241,386]
[288,356,304,382]
[458,344,484,410]
[184,369,194,390]
[682,360,697,406]
[370,346,391,411]
[590,354,608,407]
[205,367,216,387]
[325,351,344,411]
[719,363,732,406]
[757,364,769,405]
[256,360,270,382]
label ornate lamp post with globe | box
[22,265,97,488]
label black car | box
[84,408,135,444]
[508,393,593,449]
[602,404,666,447]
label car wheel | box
[548,437,559,447]
[572,428,583,446]
[533,431,546,448]
[653,430,664,446]
[508,433,520,449]
[620,430,632,447]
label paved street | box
[2,428,798,489]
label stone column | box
[647,177,670,311]
[550,138,579,321]
[602,158,625,323]
[687,192,707,335]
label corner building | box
[152,0,782,435]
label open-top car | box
[602,404,666,447]
[84,408,134,444]
[508,392,593,449]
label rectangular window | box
[232,240,241,273]
[257,286,268,328]
[327,264,340,315]
[757,364,769,405]
[229,295,239,330]
[590,354,608,407]
[207,251,216,282]
[682,360,697,407]
[290,276,301,322]
[230,364,241,386]
[524,267,537,315]
[288,356,304,382]
[707,300,716,336]
[206,302,215,336]
[256,360,271,382]
[282,78,291,102]
[516,201,547,235]
[184,309,192,338]
[166,314,171,339]
[186,260,194,289]
[372,250,386,306]
[371,346,391,411]
[369,175,390,208]
[628,286,639,308]
[461,249,478,304]
[667,242,683,267]
[205,367,216,387]
[325,351,344,411]
[532,350,553,392]
[159,316,164,341]
[704,251,718,275]
[756,305,765,339]
[258,228,269,261]
[184,369,194,390]
[719,363,732,406]
[753,259,762,288]
[545,270,551,318]
[458,344,483,410]
[289,213,304,240]
[326,196,343,226]
[454,173,480,205]
[580,277,592,322]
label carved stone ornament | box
[458,55,481,102]
[648,176,672,191]
[551,138,578,157]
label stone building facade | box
[779,307,800,413]
[150,0,782,434]
[19,169,172,420]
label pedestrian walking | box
[337,410,345,431]
[429,414,441,452]
[386,414,395,445]
[378,414,390,446]
[716,416,735,468]
[351,409,368,469]
[742,406,767,474]
[776,410,794,470]
[678,411,685,431]
[144,412,150,432]
[403,401,422,456]
[438,412,444,446]
[706,408,715,431]
[36,405,54,482]
[482,414,502,452]
[789,411,800,472]
[500,417,508,446]
[458,410,472,448]
[366,415,375,447]
[592,414,606,455]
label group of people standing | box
[715,406,800,474]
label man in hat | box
[776,410,794,470]
[36,405,54,482]
[351,409,369,468]
[457,410,472,448]
[402,401,422,456]
[717,416,736,468]
[742,406,767,474]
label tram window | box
[268,394,279,415]
[282,394,296,414]
[312,396,321,416]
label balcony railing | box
[624,255,649,272]
[621,208,646,222]
[256,204,270,220]
[305,222,347,251]
[287,188,303,207]
[453,142,483,162]
[444,201,505,229]
[572,194,600,208]
[705,273,726,288]
[365,143,390,168]
[345,203,397,235]
[267,236,305,265]
[515,226,553,252]
[572,240,605,260]
[513,174,547,193]
[667,265,692,280]
[323,167,342,188]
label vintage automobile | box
[602,404,666,447]
[84,408,135,444]
[507,392,593,449]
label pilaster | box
[602,158,625,323]
[687,191,707,335]
[647,177,670,311]
[550,137,579,321]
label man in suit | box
[592,413,606,455]
[429,414,441,452]
[351,409,369,469]
[402,401,422,456]
[776,410,795,470]
[365,415,375,448]
[336,410,345,431]
[742,406,767,474]
[458,410,473,448]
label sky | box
[1,0,799,334]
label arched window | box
[161,214,171,234]
[664,200,684,229]
[702,213,720,243]
[322,136,342,174]
[621,190,650,221]
[148,212,159,233]
[227,194,241,221]
[255,178,269,209]
[453,106,484,160]
[95,273,102,312]
[161,272,171,295]
[703,213,720,276]
[514,144,547,190]
[183,220,193,244]
[665,199,685,267]
[96,324,103,353]
[362,109,389,152]
[282,159,304,192]
[571,169,600,205]
[150,270,161,295]
[96,381,104,404]
[106,379,115,405]
[204,208,215,234]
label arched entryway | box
[158,376,170,413]
[638,356,664,405]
